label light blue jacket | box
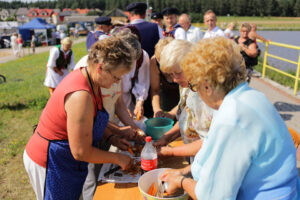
[191,82,299,200]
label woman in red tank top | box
[24,36,135,200]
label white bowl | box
[138,168,189,200]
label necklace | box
[84,67,103,110]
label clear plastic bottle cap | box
[145,136,152,143]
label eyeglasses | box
[107,70,122,82]
[101,66,122,82]
[188,82,198,92]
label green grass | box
[193,16,300,30]
[254,59,299,91]
[217,16,300,22]
[0,41,87,200]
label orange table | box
[93,140,188,200]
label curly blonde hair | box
[154,37,174,60]
[87,36,133,72]
[181,37,246,94]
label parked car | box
[0,35,11,48]
[68,21,93,36]
[84,22,94,31]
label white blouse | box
[122,49,150,111]
[203,26,225,39]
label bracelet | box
[180,176,186,190]
[106,134,115,143]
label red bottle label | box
[141,158,157,171]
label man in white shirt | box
[203,10,225,39]
[178,13,203,43]
[122,48,150,118]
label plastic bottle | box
[141,136,157,172]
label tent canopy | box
[19,18,55,30]
[19,18,55,41]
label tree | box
[294,0,300,16]
[0,0,299,17]
[71,2,79,10]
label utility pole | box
[146,0,149,21]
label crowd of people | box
[23,2,299,200]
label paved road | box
[0,37,86,64]
[250,75,300,132]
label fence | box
[258,40,300,95]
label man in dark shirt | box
[126,2,162,58]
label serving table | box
[93,140,188,200]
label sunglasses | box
[188,82,198,92]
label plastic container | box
[141,136,157,172]
[138,168,189,200]
[145,118,174,140]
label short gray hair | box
[160,39,192,73]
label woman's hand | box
[154,110,175,119]
[157,146,173,157]
[239,43,248,52]
[58,70,64,76]
[117,153,133,171]
[110,135,130,151]
[118,126,145,143]
[163,112,176,119]
[161,167,196,199]
[127,108,133,118]
[134,100,144,119]
[54,67,64,76]
[154,110,165,118]
[132,128,146,144]
[160,169,184,194]
[153,136,169,148]
[119,126,136,139]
